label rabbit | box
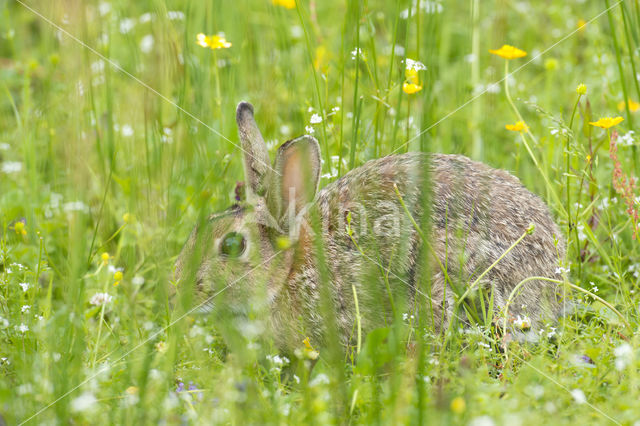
[174,101,566,351]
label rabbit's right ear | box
[236,102,271,196]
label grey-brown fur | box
[174,102,565,350]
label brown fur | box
[174,103,565,351]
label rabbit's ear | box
[236,102,272,196]
[271,135,321,226]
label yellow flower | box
[489,44,527,60]
[196,33,232,50]
[450,396,466,414]
[576,83,587,95]
[589,116,624,129]
[155,341,168,353]
[403,82,423,94]
[13,221,26,236]
[114,270,123,286]
[125,386,139,395]
[302,337,319,360]
[618,100,640,113]
[101,252,111,266]
[314,45,328,71]
[505,121,529,132]
[272,0,296,9]
[123,213,134,224]
[577,19,587,31]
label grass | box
[1,0,640,424]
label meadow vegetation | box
[1,0,640,424]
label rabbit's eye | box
[219,232,247,258]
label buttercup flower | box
[196,33,231,50]
[113,270,123,286]
[402,82,423,94]
[505,121,529,132]
[101,252,111,266]
[589,116,624,129]
[273,0,296,8]
[576,83,587,95]
[450,397,466,414]
[618,100,640,113]
[489,44,527,60]
[13,221,26,236]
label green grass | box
[1,0,640,424]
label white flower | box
[17,323,29,333]
[305,125,315,135]
[468,416,495,426]
[19,282,30,292]
[119,18,136,34]
[570,389,586,404]
[90,292,113,306]
[405,58,427,71]
[350,48,363,60]
[555,266,569,275]
[21,305,30,313]
[310,373,330,386]
[71,392,97,412]
[139,12,154,23]
[167,11,185,20]
[98,2,111,16]
[64,201,89,213]
[140,34,154,53]
[132,276,145,285]
[619,131,636,147]
[513,315,531,330]
[614,343,633,371]
[120,124,134,137]
[310,113,322,124]
[1,161,23,174]
[400,0,443,18]
[486,83,501,93]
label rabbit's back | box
[290,152,564,344]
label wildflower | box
[196,33,232,50]
[489,44,527,60]
[100,252,111,266]
[17,323,29,333]
[576,83,587,95]
[13,221,26,236]
[609,131,639,238]
[402,82,423,94]
[570,389,586,404]
[450,396,466,413]
[513,315,531,331]
[19,282,29,292]
[614,343,633,371]
[310,113,322,124]
[350,47,364,60]
[140,34,154,53]
[618,100,640,113]
[70,392,97,412]
[132,275,145,285]
[272,0,296,8]
[123,213,134,224]
[505,121,529,132]
[304,125,315,135]
[555,266,569,275]
[126,386,139,395]
[299,337,319,360]
[1,161,22,173]
[89,292,113,306]
[589,116,624,129]
[405,58,427,71]
[577,19,587,31]
[314,45,328,71]
[155,341,168,353]
[113,270,123,286]
[21,305,30,313]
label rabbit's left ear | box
[270,135,321,227]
